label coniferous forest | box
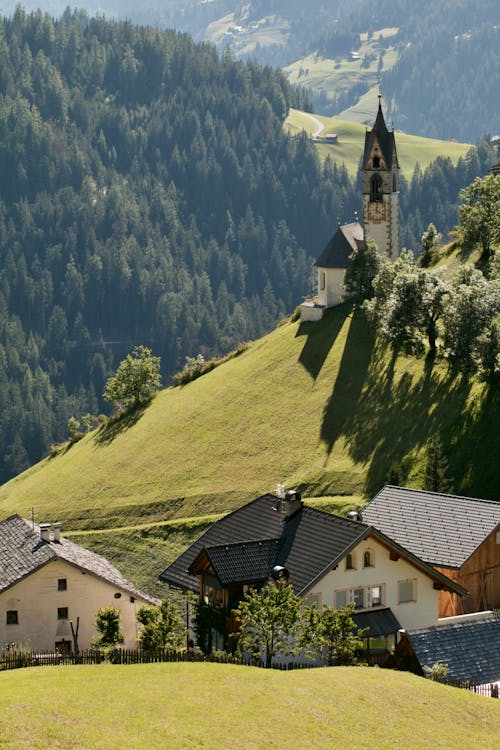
[0,8,494,482]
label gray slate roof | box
[160,494,466,596]
[201,539,281,586]
[315,222,364,269]
[361,486,500,569]
[0,514,158,604]
[352,607,401,638]
[406,613,500,684]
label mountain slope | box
[1,304,496,530]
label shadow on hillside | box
[320,308,376,455]
[95,401,150,446]
[296,304,351,380]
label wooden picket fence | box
[1,649,498,698]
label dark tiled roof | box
[161,494,368,594]
[352,607,401,637]
[407,613,500,684]
[362,486,500,568]
[160,494,465,596]
[315,222,364,269]
[362,100,398,170]
[201,539,280,586]
[0,514,158,604]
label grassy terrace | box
[0,663,498,749]
[285,109,471,177]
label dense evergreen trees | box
[0,9,357,481]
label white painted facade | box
[306,535,440,632]
[317,267,346,308]
[0,558,153,651]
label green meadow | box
[0,663,498,749]
[1,305,495,531]
[285,109,471,178]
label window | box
[363,550,373,568]
[57,607,69,620]
[372,156,380,169]
[320,271,326,291]
[334,590,348,609]
[398,579,416,604]
[370,174,383,202]
[57,578,67,591]
[370,586,382,607]
[6,610,18,625]
[353,588,364,609]
[305,593,322,609]
[345,553,355,570]
[393,173,398,192]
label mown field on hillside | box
[0,304,495,531]
[285,109,471,177]
[1,663,498,749]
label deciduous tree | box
[103,345,161,411]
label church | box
[300,98,400,322]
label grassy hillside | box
[285,109,471,177]
[0,305,496,530]
[1,663,498,749]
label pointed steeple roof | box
[363,97,399,170]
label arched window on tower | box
[370,174,383,202]
[372,156,380,169]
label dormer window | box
[370,174,383,202]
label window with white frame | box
[334,584,384,610]
[398,579,417,604]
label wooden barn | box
[361,486,500,617]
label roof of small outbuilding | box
[405,613,500,684]
[361,485,500,569]
[0,514,159,604]
[352,607,401,638]
[315,221,364,269]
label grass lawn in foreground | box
[0,663,498,749]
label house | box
[393,611,500,688]
[0,514,159,652]
[160,491,465,657]
[361,485,500,617]
[300,97,400,322]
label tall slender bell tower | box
[362,96,399,261]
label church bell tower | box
[362,97,399,261]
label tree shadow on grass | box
[95,401,150,447]
[320,308,376,455]
[296,304,352,381]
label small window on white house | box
[398,579,417,604]
[334,590,348,609]
[57,607,69,620]
[6,610,18,625]
[353,588,364,609]
[320,271,326,291]
[369,585,383,607]
[305,593,322,609]
[345,553,355,570]
[58,578,67,591]
[363,550,373,568]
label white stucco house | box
[0,514,159,652]
[160,491,466,659]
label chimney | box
[52,522,62,543]
[39,523,51,543]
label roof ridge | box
[376,485,498,506]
